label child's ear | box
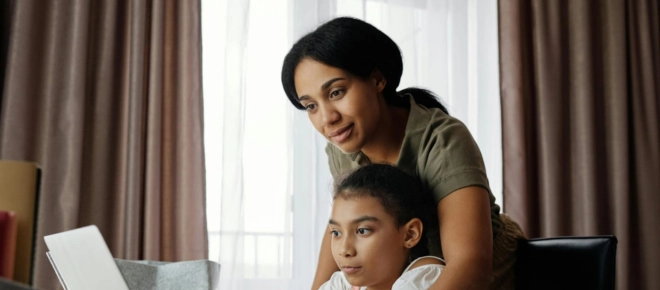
[403,218,423,248]
[370,69,387,92]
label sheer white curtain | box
[202,0,501,289]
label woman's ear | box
[371,69,387,92]
[403,218,423,248]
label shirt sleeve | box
[392,264,444,290]
[318,271,353,290]
[325,143,340,178]
[419,114,491,203]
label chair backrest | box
[515,235,617,290]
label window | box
[202,1,501,288]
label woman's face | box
[328,196,409,288]
[293,59,385,154]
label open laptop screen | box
[44,225,129,290]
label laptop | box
[44,225,129,290]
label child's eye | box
[357,228,371,235]
[330,229,341,237]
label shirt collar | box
[344,94,430,166]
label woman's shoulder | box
[405,101,485,172]
[408,102,474,143]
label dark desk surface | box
[0,277,39,290]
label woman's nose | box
[320,105,339,126]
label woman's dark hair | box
[334,164,431,261]
[281,17,448,115]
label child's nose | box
[339,248,355,257]
[339,238,356,257]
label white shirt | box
[319,256,445,290]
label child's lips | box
[341,266,362,274]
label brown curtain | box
[0,1,11,112]
[0,0,208,289]
[499,0,660,289]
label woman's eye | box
[305,103,316,111]
[330,230,341,237]
[357,228,371,235]
[330,89,343,99]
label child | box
[319,164,445,290]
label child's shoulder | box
[318,271,356,290]
[392,256,445,289]
[407,256,446,271]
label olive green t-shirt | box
[325,95,502,257]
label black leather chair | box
[515,235,617,290]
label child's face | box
[329,196,410,289]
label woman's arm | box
[311,227,340,290]
[429,186,493,290]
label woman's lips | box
[329,124,353,143]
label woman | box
[281,17,525,290]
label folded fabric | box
[115,259,221,290]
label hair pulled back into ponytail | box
[282,17,448,115]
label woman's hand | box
[430,186,493,290]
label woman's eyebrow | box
[298,77,347,101]
[321,77,346,90]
